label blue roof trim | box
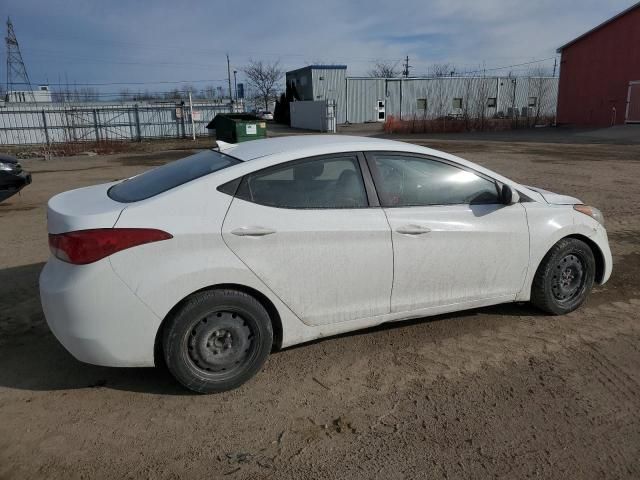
[286,65,347,75]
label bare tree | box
[368,61,400,78]
[201,85,217,100]
[77,87,99,102]
[164,88,181,100]
[182,85,196,98]
[243,60,284,110]
[432,78,448,122]
[528,66,552,126]
[429,63,457,78]
[51,88,65,102]
[118,88,131,101]
[472,78,492,131]
[461,78,473,130]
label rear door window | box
[108,150,240,203]
[235,155,368,209]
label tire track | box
[566,344,639,411]
[354,298,640,394]
[584,342,640,397]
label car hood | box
[0,154,22,173]
[0,154,19,165]
[526,185,582,205]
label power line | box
[460,56,558,75]
[32,78,229,87]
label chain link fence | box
[0,101,236,146]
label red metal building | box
[556,2,640,126]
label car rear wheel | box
[163,289,273,393]
[530,238,595,315]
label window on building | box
[487,97,497,108]
[528,97,537,107]
[417,98,427,111]
[452,98,463,109]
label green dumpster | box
[206,114,267,143]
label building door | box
[376,100,386,122]
[626,81,640,123]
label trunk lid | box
[47,182,126,234]
[526,185,582,205]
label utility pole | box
[552,58,557,77]
[233,70,238,102]
[226,54,233,108]
[402,55,410,78]
[188,90,196,140]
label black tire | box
[530,238,595,315]
[163,289,273,393]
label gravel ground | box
[0,137,639,479]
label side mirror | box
[500,184,520,204]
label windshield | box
[108,150,240,203]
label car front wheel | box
[163,289,273,393]
[530,238,595,315]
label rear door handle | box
[231,226,277,237]
[396,224,431,235]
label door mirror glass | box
[500,184,519,204]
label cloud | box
[2,0,635,93]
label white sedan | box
[257,111,273,120]
[40,136,612,393]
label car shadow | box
[0,262,545,395]
[0,262,191,395]
[283,301,547,352]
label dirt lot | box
[1,136,639,479]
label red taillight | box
[48,228,173,265]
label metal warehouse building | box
[556,2,640,126]
[286,65,558,125]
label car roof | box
[222,135,427,161]
[208,134,543,203]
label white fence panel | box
[0,101,236,145]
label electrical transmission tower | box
[5,17,35,102]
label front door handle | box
[396,224,431,235]
[231,226,277,237]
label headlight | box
[0,161,17,172]
[574,205,605,226]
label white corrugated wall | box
[338,76,558,124]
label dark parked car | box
[0,154,31,202]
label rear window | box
[108,150,240,203]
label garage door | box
[626,81,640,123]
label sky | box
[1,0,636,97]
